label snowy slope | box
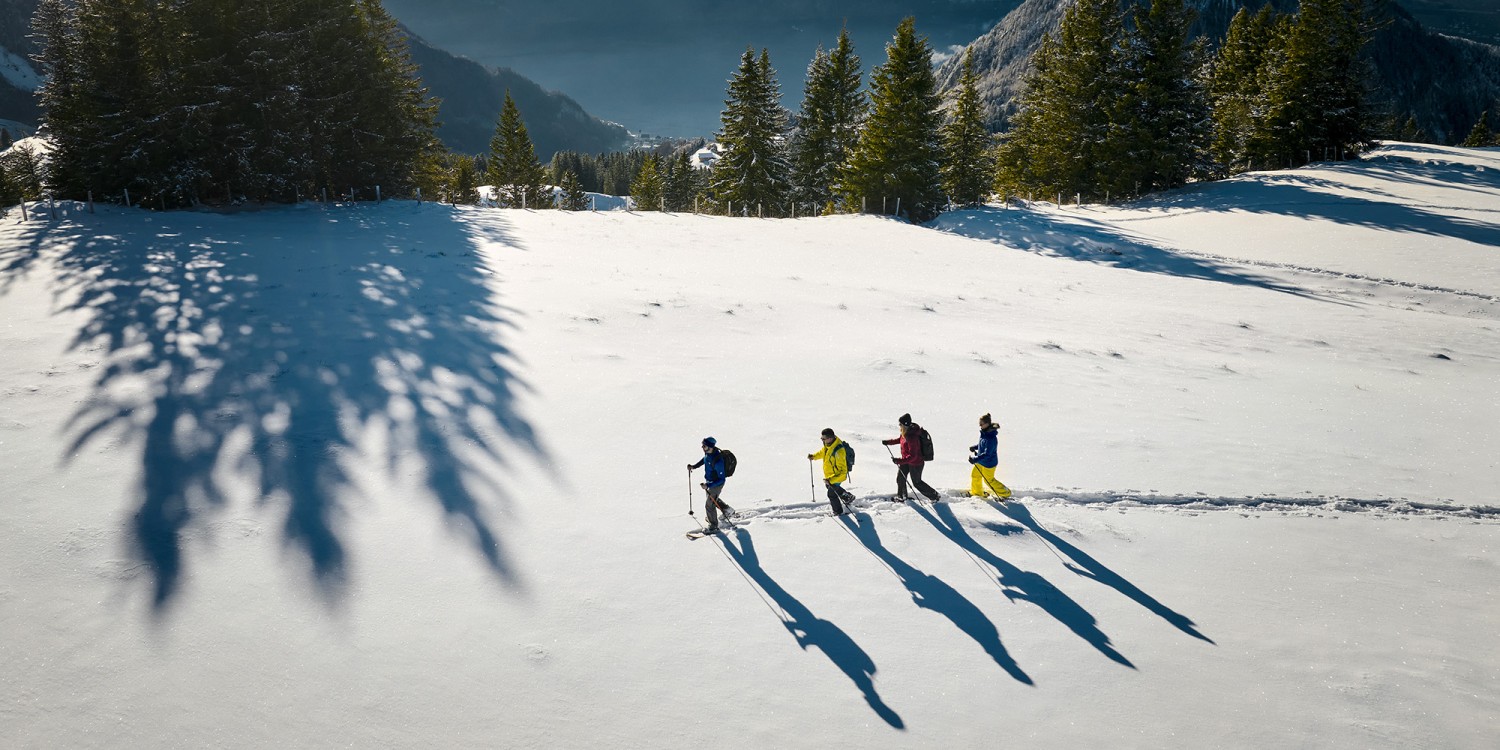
[1,144,1497,748]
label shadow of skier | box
[916,502,1135,668]
[716,528,906,729]
[840,513,1034,685]
[995,501,1214,645]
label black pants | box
[897,464,938,501]
[826,482,855,514]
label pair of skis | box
[686,503,738,540]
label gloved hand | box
[969,445,977,453]
[890,457,900,465]
[807,454,815,460]
[686,463,694,470]
[968,457,976,464]
[699,482,707,489]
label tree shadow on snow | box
[994,501,1214,645]
[1146,172,1500,249]
[840,513,1034,685]
[6,203,547,613]
[716,528,905,729]
[930,207,1319,300]
[914,502,1134,668]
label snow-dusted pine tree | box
[558,168,590,211]
[994,0,1130,202]
[1461,111,1495,147]
[710,48,791,216]
[1260,0,1375,165]
[631,155,665,211]
[790,29,866,213]
[1208,5,1283,175]
[488,92,551,208]
[838,17,945,221]
[1120,0,1210,194]
[940,49,994,208]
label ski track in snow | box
[729,488,1500,525]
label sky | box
[382,0,1020,137]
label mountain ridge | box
[936,0,1500,144]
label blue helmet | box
[702,436,717,447]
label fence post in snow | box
[124,188,130,207]
[694,196,698,214]
[416,187,421,204]
[88,191,94,214]
[19,201,27,221]
[882,196,887,214]
[758,203,762,218]
[861,196,866,213]
[376,185,381,202]
[1076,192,1080,207]
[894,197,900,218]
[661,196,666,212]
[321,188,328,203]
[728,200,732,216]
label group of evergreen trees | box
[32,0,440,208]
[998,0,1377,203]
[687,18,991,222]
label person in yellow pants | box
[968,413,1011,499]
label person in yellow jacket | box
[808,428,857,516]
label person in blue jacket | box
[968,413,1011,499]
[687,437,734,532]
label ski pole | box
[809,459,817,503]
[687,467,695,516]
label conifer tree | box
[36,0,439,206]
[0,129,12,150]
[0,144,46,201]
[558,168,590,211]
[665,150,697,211]
[940,49,994,207]
[1120,0,1209,194]
[1260,0,1374,166]
[631,154,665,211]
[1461,111,1495,147]
[1208,6,1283,174]
[791,29,865,213]
[995,0,1130,201]
[488,91,550,208]
[449,154,479,204]
[710,48,791,215]
[839,17,945,221]
[1395,115,1429,144]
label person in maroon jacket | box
[882,413,938,503]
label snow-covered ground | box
[1,144,1497,748]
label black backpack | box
[721,449,737,477]
[917,427,935,462]
[841,442,856,472]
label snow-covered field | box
[2,143,1497,748]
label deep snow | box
[1,144,1497,748]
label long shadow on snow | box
[1142,167,1500,248]
[932,207,1318,300]
[11,203,544,612]
[994,501,1214,644]
[716,528,904,729]
[841,512,1034,685]
[913,502,1134,668]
